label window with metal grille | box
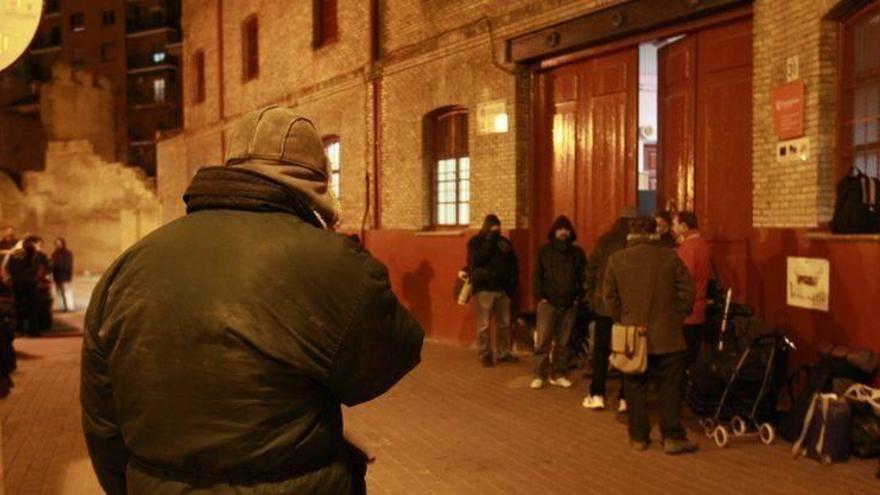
[193,50,205,104]
[313,0,338,48]
[431,109,470,227]
[323,136,341,198]
[242,15,259,81]
[841,1,880,179]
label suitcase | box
[793,393,852,464]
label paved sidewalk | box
[2,316,877,494]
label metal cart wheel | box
[700,418,716,437]
[731,416,748,436]
[713,425,731,448]
[759,423,776,445]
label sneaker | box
[480,355,493,367]
[618,399,628,413]
[497,354,519,364]
[582,395,606,410]
[630,440,649,452]
[530,378,544,389]
[663,438,699,455]
[548,376,573,388]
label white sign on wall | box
[787,257,830,312]
[477,100,508,135]
[786,56,800,82]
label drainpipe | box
[369,0,382,231]
[217,0,226,157]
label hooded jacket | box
[466,216,518,296]
[81,107,424,495]
[533,216,587,308]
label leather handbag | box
[610,324,648,374]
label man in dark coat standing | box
[52,238,75,312]
[583,206,637,412]
[81,106,425,495]
[603,216,697,454]
[531,215,586,389]
[467,214,519,367]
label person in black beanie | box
[467,214,519,367]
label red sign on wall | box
[772,81,805,140]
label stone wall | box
[19,140,159,275]
[162,0,625,230]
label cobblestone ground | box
[2,303,877,494]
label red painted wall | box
[748,230,880,360]
[363,229,532,344]
[363,227,880,366]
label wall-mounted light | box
[477,100,508,135]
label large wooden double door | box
[541,48,639,249]
[539,18,753,299]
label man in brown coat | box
[603,216,697,454]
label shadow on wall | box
[401,260,435,332]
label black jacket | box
[81,167,425,495]
[586,218,630,317]
[533,240,587,308]
[466,233,518,296]
[52,249,74,283]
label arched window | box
[431,108,470,226]
[323,135,341,198]
[840,1,880,178]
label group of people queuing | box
[0,226,75,397]
[465,207,711,454]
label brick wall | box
[751,0,842,228]
[160,0,622,231]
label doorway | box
[535,16,753,299]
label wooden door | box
[540,48,638,252]
[658,35,697,212]
[695,20,753,300]
[581,48,639,248]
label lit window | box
[324,136,341,198]
[153,51,166,63]
[153,78,166,103]
[431,109,469,226]
[841,3,880,179]
[70,13,85,32]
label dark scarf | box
[183,167,324,228]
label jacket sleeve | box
[329,257,425,407]
[81,271,130,495]
[674,257,696,317]
[576,248,588,301]
[585,243,601,303]
[467,236,494,269]
[533,248,544,301]
[602,256,622,322]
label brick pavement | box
[2,315,877,494]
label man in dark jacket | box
[52,238,75,312]
[467,214,519,367]
[81,106,425,495]
[531,215,586,389]
[582,206,637,412]
[603,216,697,454]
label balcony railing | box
[127,53,179,71]
[126,17,181,38]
